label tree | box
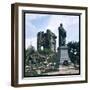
[67,41,80,65]
[26,45,35,55]
[25,45,35,66]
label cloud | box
[25,14,79,50]
[46,15,79,34]
[26,14,48,21]
[25,21,37,39]
[25,37,37,50]
[45,15,79,48]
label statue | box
[58,23,66,46]
[58,23,71,65]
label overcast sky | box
[25,13,79,50]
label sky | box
[25,13,79,50]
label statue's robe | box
[58,27,66,46]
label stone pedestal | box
[58,45,71,65]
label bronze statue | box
[58,23,66,46]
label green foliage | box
[25,45,35,66]
[25,45,59,76]
[38,48,53,55]
[26,45,35,56]
[67,41,80,65]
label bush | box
[38,48,53,55]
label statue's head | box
[60,23,63,27]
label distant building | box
[37,29,57,52]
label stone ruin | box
[37,29,57,52]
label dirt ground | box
[44,65,79,75]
